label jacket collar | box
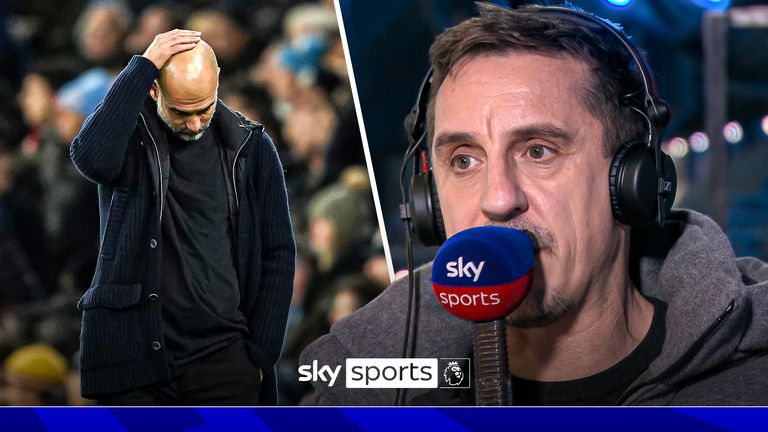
[140,97,263,152]
[622,209,767,402]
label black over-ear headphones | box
[399,5,678,248]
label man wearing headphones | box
[301,3,768,405]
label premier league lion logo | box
[443,361,465,386]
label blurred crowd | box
[0,0,388,405]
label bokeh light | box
[689,132,710,153]
[723,121,743,144]
[666,137,689,158]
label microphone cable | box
[396,69,432,406]
[395,138,421,406]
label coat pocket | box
[100,189,128,260]
[78,283,143,370]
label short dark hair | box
[427,3,649,156]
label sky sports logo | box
[298,358,471,389]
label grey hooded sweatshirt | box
[300,210,768,405]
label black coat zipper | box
[139,113,163,223]
[231,129,253,209]
[616,300,735,405]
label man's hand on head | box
[142,29,202,70]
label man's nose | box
[480,158,528,222]
[186,116,202,132]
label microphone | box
[431,226,535,405]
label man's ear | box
[150,81,159,101]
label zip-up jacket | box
[301,210,768,405]
[70,55,295,404]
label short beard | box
[504,283,571,328]
[482,219,570,328]
[156,100,213,142]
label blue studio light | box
[691,0,731,11]
[605,0,632,6]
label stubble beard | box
[156,101,213,142]
[481,220,572,328]
[504,281,572,328]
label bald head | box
[158,40,219,99]
[152,40,219,141]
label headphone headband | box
[405,6,670,145]
[533,6,670,127]
[404,70,433,147]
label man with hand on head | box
[70,29,295,405]
[301,4,768,405]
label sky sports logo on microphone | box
[298,358,471,389]
[432,227,535,322]
[445,257,485,282]
[440,257,501,307]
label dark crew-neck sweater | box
[510,299,666,405]
[160,126,246,375]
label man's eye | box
[451,154,478,171]
[527,144,554,160]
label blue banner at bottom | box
[0,407,765,431]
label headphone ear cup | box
[609,141,660,226]
[409,170,446,246]
[429,173,446,244]
[660,152,677,215]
